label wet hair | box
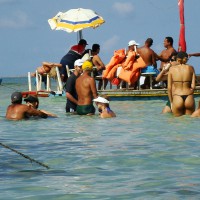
[165,37,174,45]
[176,51,188,64]
[145,38,153,46]
[177,51,188,59]
[92,44,100,52]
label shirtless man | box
[168,51,195,117]
[158,36,177,71]
[6,92,48,120]
[137,38,158,88]
[75,61,98,115]
[137,38,157,67]
[91,44,106,90]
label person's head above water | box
[11,92,22,104]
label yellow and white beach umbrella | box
[48,8,105,39]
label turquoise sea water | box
[1,77,200,200]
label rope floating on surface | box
[0,142,50,169]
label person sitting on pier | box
[6,92,48,120]
[91,44,106,90]
[137,38,158,89]
[31,62,62,77]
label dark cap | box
[78,39,88,45]
[11,92,22,103]
[24,95,38,103]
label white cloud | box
[102,35,120,52]
[0,11,31,28]
[112,2,134,16]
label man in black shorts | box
[65,59,83,113]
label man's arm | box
[155,69,167,82]
[152,51,157,68]
[154,52,170,62]
[188,53,200,57]
[90,78,98,99]
[66,92,78,105]
[65,76,78,104]
[39,109,57,117]
[26,107,48,118]
[93,55,105,70]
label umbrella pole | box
[78,30,83,42]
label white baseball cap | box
[93,96,109,104]
[74,59,83,67]
[128,40,139,46]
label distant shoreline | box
[1,75,27,78]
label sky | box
[0,0,200,77]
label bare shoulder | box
[101,110,116,118]
[188,64,194,69]
[93,54,100,59]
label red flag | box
[178,0,186,52]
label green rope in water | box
[0,142,49,169]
